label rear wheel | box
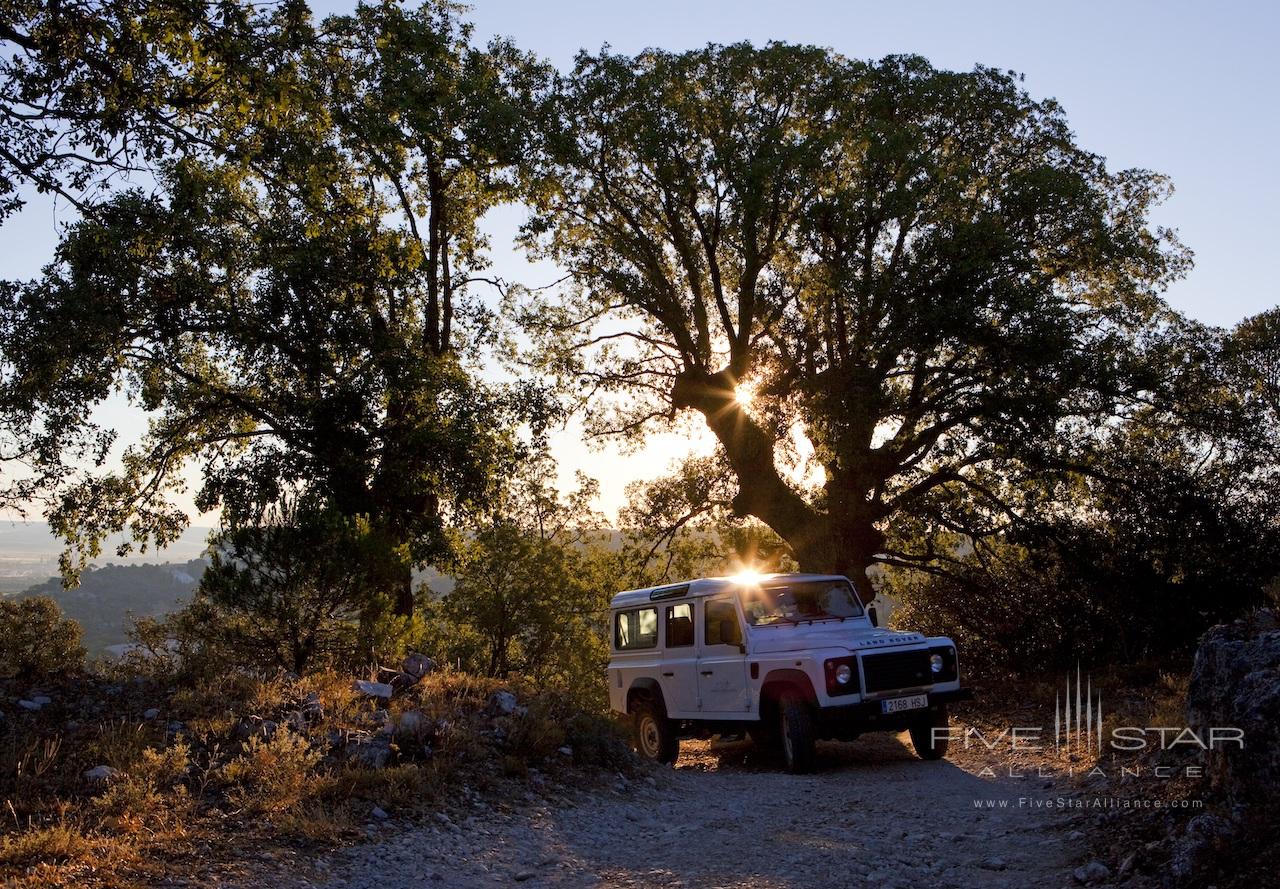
[909,704,950,760]
[631,698,679,765]
[778,692,816,773]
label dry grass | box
[0,666,631,888]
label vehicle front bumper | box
[815,687,974,738]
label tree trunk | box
[392,563,414,618]
[673,368,884,599]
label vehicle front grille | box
[861,650,933,694]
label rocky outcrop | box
[1186,607,1280,812]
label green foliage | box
[0,1,553,610]
[892,398,1280,674]
[520,45,1188,591]
[423,457,614,698]
[0,595,85,678]
[192,497,412,673]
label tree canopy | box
[519,46,1191,593]
[0,0,552,613]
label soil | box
[241,731,1097,889]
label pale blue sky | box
[1,0,1276,524]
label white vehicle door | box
[658,601,699,717]
[697,595,750,714]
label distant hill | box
[0,520,215,594]
[14,559,207,654]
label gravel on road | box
[247,732,1090,889]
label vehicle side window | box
[704,599,743,647]
[665,603,694,647]
[615,607,658,650]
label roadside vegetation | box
[0,1,1278,887]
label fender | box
[759,668,818,706]
[625,676,666,714]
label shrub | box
[220,731,322,814]
[0,596,85,678]
[196,498,410,674]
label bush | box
[0,596,85,678]
[221,731,323,814]
[196,498,410,674]
[889,524,1277,677]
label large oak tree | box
[521,46,1188,597]
[0,1,549,613]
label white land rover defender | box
[607,573,970,772]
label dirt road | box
[258,730,1094,889]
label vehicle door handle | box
[700,670,714,676]
[661,671,674,677]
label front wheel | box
[778,692,816,773]
[632,698,680,765]
[909,704,950,760]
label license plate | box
[881,694,929,714]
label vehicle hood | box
[747,621,926,655]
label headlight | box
[835,664,853,685]
[930,653,944,673]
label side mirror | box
[867,605,879,627]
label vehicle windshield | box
[739,579,865,626]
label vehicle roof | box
[608,573,851,610]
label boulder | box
[232,715,278,741]
[487,690,518,716]
[1071,860,1110,884]
[17,700,41,711]
[347,734,392,769]
[83,765,121,784]
[143,708,161,720]
[396,709,430,739]
[301,692,324,723]
[1187,608,1280,812]
[402,652,436,680]
[1168,814,1236,885]
[354,679,394,701]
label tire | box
[631,698,680,765]
[778,692,816,773]
[909,704,950,760]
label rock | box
[1072,860,1111,884]
[354,679,394,701]
[513,872,535,882]
[83,765,121,784]
[402,652,436,680]
[371,806,389,820]
[17,699,41,711]
[1187,608,1280,811]
[487,690,518,715]
[31,695,51,705]
[232,715,277,741]
[301,692,324,722]
[396,709,431,740]
[979,857,1007,871]
[347,734,392,769]
[558,745,573,756]
[1169,814,1236,885]
[143,708,160,720]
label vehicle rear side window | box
[704,599,743,647]
[615,607,658,650]
[665,603,694,647]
